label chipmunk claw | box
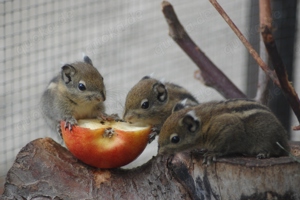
[202,152,219,165]
[56,123,63,138]
[98,113,120,121]
[256,152,270,159]
[148,127,159,143]
[64,117,77,131]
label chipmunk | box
[123,76,199,134]
[41,56,106,136]
[158,99,290,164]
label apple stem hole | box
[103,127,115,138]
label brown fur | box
[123,77,198,130]
[41,56,106,135]
[158,99,290,162]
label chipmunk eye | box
[170,133,180,144]
[78,81,86,91]
[141,99,149,109]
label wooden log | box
[1,138,300,199]
[1,138,189,200]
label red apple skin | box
[61,121,151,169]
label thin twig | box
[210,0,300,130]
[209,0,280,88]
[259,0,300,130]
[161,1,246,99]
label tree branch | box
[209,0,300,130]
[259,0,300,130]
[209,0,280,88]
[254,36,270,105]
[161,1,246,99]
[254,1,271,105]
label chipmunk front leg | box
[202,151,223,165]
[64,115,77,131]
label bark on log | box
[1,138,300,200]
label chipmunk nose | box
[95,96,104,102]
[123,114,133,122]
[101,91,106,101]
[123,111,136,123]
[95,91,105,102]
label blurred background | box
[1,0,299,192]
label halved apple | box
[61,119,152,169]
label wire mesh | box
[1,0,299,192]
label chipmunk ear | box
[172,99,188,113]
[153,82,168,102]
[141,73,155,80]
[141,75,151,80]
[83,55,93,65]
[61,64,76,84]
[179,110,200,133]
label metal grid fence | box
[1,0,299,191]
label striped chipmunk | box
[158,99,290,164]
[123,76,199,140]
